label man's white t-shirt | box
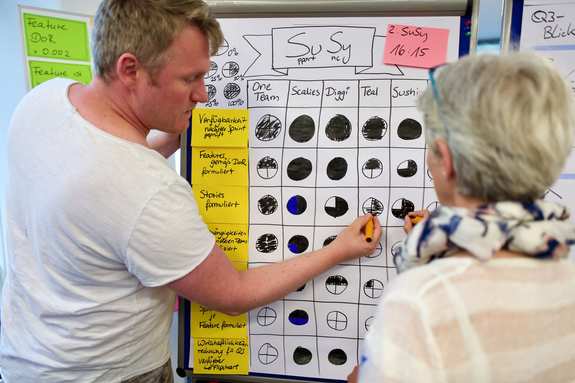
[0,78,215,382]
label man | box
[0,1,381,382]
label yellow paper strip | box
[207,223,248,263]
[194,337,249,375]
[192,147,248,186]
[192,108,249,147]
[193,185,248,224]
[191,303,248,339]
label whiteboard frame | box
[206,0,469,17]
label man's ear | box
[115,53,141,88]
[434,138,456,180]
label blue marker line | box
[559,173,575,180]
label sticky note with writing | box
[192,147,249,186]
[23,13,91,62]
[192,108,249,147]
[193,337,249,375]
[383,24,449,68]
[191,304,248,339]
[207,224,248,263]
[193,185,248,224]
[28,60,92,88]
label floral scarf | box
[394,200,575,273]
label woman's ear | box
[434,138,455,180]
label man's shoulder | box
[13,78,75,118]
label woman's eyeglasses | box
[427,63,451,141]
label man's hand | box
[147,131,181,158]
[329,214,383,263]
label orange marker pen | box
[411,216,423,225]
[364,216,375,243]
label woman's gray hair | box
[418,53,575,202]
[92,0,223,81]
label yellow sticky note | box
[208,223,248,263]
[28,60,92,88]
[194,337,249,375]
[192,108,249,147]
[192,147,248,186]
[191,303,248,338]
[23,13,91,62]
[193,185,248,224]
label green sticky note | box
[28,60,92,88]
[23,13,90,62]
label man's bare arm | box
[168,214,381,315]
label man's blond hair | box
[92,0,223,81]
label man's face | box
[135,24,210,134]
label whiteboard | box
[181,14,470,382]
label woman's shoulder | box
[386,254,575,305]
[385,256,478,301]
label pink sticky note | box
[383,24,449,68]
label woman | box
[351,53,575,382]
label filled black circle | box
[326,157,348,180]
[286,195,307,215]
[288,235,309,254]
[258,195,278,215]
[288,309,309,326]
[362,116,387,141]
[287,157,313,181]
[289,115,316,143]
[293,347,313,365]
[223,82,241,99]
[328,349,348,366]
[325,114,352,142]
[397,118,422,140]
[256,234,278,253]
